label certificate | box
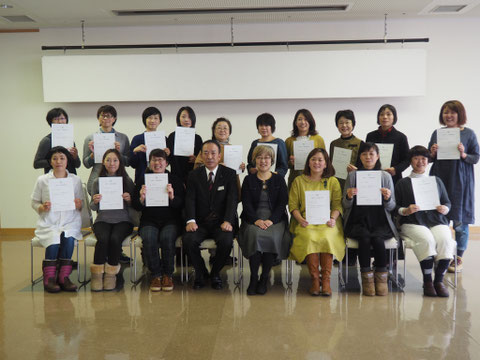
[305,190,330,225]
[256,143,277,172]
[294,140,314,170]
[356,170,382,206]
[174,127,195,156]
[332,147,352,180]
[99,176,123,210]
[411,176,440,211]
[224,145,243,174]
[437,128,460,160]
[51,124,74,149]
[144,131,166,162]
[376,143,394,169]
[93,133,115,163]
[48,177,75,212]
[145,173,169,207]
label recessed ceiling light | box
[431,5,467,13]
[0,4,13,8]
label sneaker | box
[150,276,162,292]
[161,275,174,291]
[119,252,131,264]
[447,256,463,273]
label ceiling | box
[1,0,479,30]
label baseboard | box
[0,228,35,236]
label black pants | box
[183,223,233,278]
[357,236,387,270]
[93,221,133,266]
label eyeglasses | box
[215,126,229,131]
[101,114,114,119]
[256,156,272,161]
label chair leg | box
[180,242,184,284]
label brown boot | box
[42,260,61,293]
[361,271,375,296]
[104,263,121,291]
[319,253,333,296]
[90,264,104,292]
[306,254,320,296]
[374,271,389,296]
[57,259,77,292]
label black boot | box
[247,274,258,295]
[256,273,268,295]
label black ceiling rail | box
[41,38,429,51]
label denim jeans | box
[453,221,469,252]
[45,233,75,260]
[140,224,178,277]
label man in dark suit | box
[183,140,238,290]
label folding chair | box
[184,237,243,285]
[345,237,403,290]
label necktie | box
[208,171,214,191]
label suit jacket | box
[185,164,238,226]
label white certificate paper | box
[99,176,123,210]
[305,190,330,225]
[144,131,166,161]
[93,133,115,163]
[356,170,382,206]
[145,173,169,207]
[224,145,243,174]
[411,176,440,211]
[437,128,460,160]
[332,147,352,180]
[256,143,278,172]
[51,124,74,149]
[48,177,75,212]
[294,140,314,170]
[174,127,195,156]
[376,143,394,169]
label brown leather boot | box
[374,271,389,296]
[361,271,375,296]
[306,254,320,296]
[319,253,333,296]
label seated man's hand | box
[220,221,233,232]
[186,222,198,232]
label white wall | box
[1,17,479,228]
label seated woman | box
[34,108,81,174]
[247,113,288,178]
[31,146,83,293]
[238,145,291,295]
[132,149,185,292]
[89,149,135,291]
[343,142,398,296]
[289,148,344,296]
[395,145,455,297]
[130,107,170,185]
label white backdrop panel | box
[42,49,426,102]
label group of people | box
[32,101,478,299]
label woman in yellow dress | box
[289,148,345,296]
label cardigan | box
[240,172,289,225]
[247,138,288,178]
[33,133,81,174]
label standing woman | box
[285,109,326,188]
[343,142,398,296]
[130,107,170,185]
[89,149,135,291]
[239,145,291,295]
[34,108,81,174]
[31,146,83,293]
[83,105,130,195]
[366,104,410,184]
[166,106,203,185]
[428,100,479,272]
[247,113,288,178]
[289,148,344,296]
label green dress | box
[288,175,345,262]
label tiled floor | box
[1,236,479,360]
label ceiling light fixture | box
[0,4,13,8]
